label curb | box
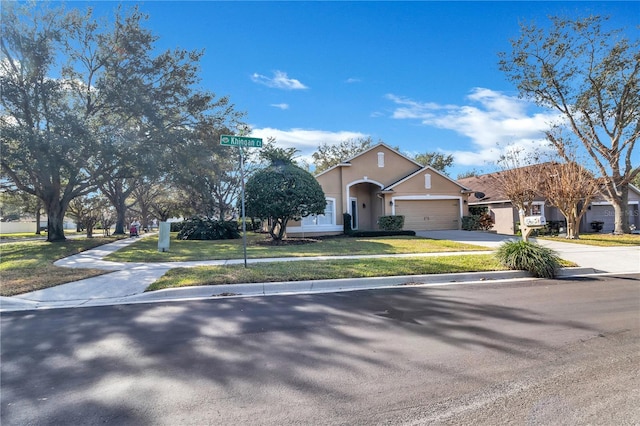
[554,267,599,277]
[83,267,598,306]
[0,267,599,313]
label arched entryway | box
[346,180,385,231]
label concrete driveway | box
[418,230,640,274]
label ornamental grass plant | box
[495,240,561,278]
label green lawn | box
[537,233,640,247]
[106,233,491,262]
[0,230,86,240]
[148,254,507,291]
[1,232,585,296]
[0,237,123,296]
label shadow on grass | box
[0,282,602,425]
[106,234,487,263]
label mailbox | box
[524,215,546,227]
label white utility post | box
[158,221,171,252]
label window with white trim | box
[529,202,544,216]
[378,152,384,168]
[302,199,335,226]
[425,173,432,189]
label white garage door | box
[395,200,460,231]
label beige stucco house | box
[286,143,471,236]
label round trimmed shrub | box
[378,215,405,231]
[177,217,240,240]
[495,240,560,278]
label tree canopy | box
[413,152,454,175]
[499,14,639,234]
[246,148,326,241]
[539,161,599,239]
[312,137,372,174]
[0,3,241,241]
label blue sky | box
[70,1,639,177]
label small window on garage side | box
[425,173,431,189]
[378,152,384,168]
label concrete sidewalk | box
[1,231,637,312]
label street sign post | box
[220,135,263,148]
[220,134,263,267]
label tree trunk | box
[612,186,630,234]
[140,204,150,231]
[277,218,289,241]
[518,211,532,243]
[113,199,127,235]
[565,205,580,239]
[268,220,280,241]
[45,199,67,242]
[35,203,41,235]
[269,218,289,241]
[566,217,579,239]
[217,195,226,221]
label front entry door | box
[350,198,358,230]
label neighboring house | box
[286,143,471,236]
[0,217,76,234]
[457,172,640,235]
[586,187,640,233]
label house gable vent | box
[425,173,432,189]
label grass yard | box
[537,233,640,247]
[0,237,123,296]
[0,230,86,241]
[1,231,585,296]
[148,254,507,291]
[106,233,491,262]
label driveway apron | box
[418,230,640,274]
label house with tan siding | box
[286,143,471,236]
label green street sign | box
[220,135,263,148]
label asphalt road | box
[2,275,639,425]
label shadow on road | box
[1,282,602,425]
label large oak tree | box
[499,15,639,234]
[1,3,239,241]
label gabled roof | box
[314,142,423,178]
[457,163,561,204]
[386,165,471,192]
[456,173,513,204]
[457,164,640,205]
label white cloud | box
[250,127,368,165]
[386,88,561,167]
[345,77,361,84]
[251,71,308,90]
[270,103,289,110]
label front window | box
[302,199,335,226]
[529,203,544,215]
